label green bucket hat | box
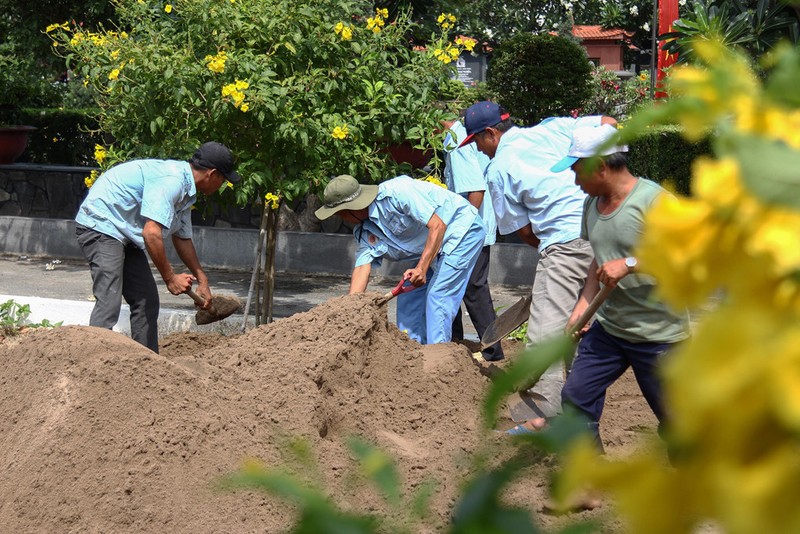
[314,175,378,220]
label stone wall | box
[0,164,332,234]
[0,164,90,219]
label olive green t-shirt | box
[581,178,690,343]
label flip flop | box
[505,423,538,436]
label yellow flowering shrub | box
[47,0,467,205]
[556,41,800,534]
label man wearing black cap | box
[75,141,241,353]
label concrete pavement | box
[0,254,531,342]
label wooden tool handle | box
[567,284,613,336]
[186,288,206,307]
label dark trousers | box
[452,246,504,361]
[562,321,673,449]
[76,225,160,353]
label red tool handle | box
[390,277,417,297]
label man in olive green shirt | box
[507,125,690,447]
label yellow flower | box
[120,31,129,39]
[108,68,120,81]
[331,124,349,140]
[164,4,172,13]
[45,22,69,33]
[334,22,344,35]
[421,175,446,188]
[205,51,227,73]
[264,192,281,210]
[94,144,107,164]
[240,102,250,112]
[377,8,388,19]
[341,26,352,41]
[234,79,249,90]
[84,169,100,189]
[111,49,120,60]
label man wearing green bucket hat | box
[315,174,486,345]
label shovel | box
[375,276,419,306]
[185,289,242,325]
[479,293,533,350]
[507,284,614,422]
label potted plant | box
[0,39,56,164]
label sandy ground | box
[0,292,662,532]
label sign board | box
[452,53,487,87]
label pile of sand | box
[0,292,658,532]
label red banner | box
[656,0,680,98]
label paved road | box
[0,254,530,340]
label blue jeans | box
[562,321,674,449]
[396,218,485,344]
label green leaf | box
[719,133,800,209]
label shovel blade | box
[480,294,532,350]
[195,295,242,325]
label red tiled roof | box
[572,25,633,40]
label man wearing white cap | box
[507,124,690,445]
[315,174,486,345]
[460,100,617,417]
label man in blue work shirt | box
[442,116,504,361]
[460,101,617,417]
[314,174,485,345]
[75,141,241,353]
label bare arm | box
[515,223,540,249]
[404,213,446,286]
[350,263,372,294]
[172,235,212,307]
[142,219,195,296]
[465,191,484,210]
[601,116,618,127]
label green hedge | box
[628,126,711,196]
[8,108,102,166]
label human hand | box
[403,268,426,287]
[165,273,196,296]
[193,283,213,310]
[596,258,629,288]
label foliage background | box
[485,33,592,126]
[49,0,471,204]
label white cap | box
[550,124,628,173]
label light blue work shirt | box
[353,175,481,268]
[75,159,196,250]
[485,116,602,252]
[443,120,497,247]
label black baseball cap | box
[191,141,242,184]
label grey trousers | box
[76,225,160,353]
[526,238,594,414]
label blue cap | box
[459,101,510,147]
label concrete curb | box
[0,216,536,287]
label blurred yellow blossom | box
[165,4,173,13]
[556,40,800,534]
[331,124,349,140]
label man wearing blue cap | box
[75,141,241,353]
[315,174,486,345]
[460,101,617,417]
[506,124,690,445]
[442,116,504,361]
